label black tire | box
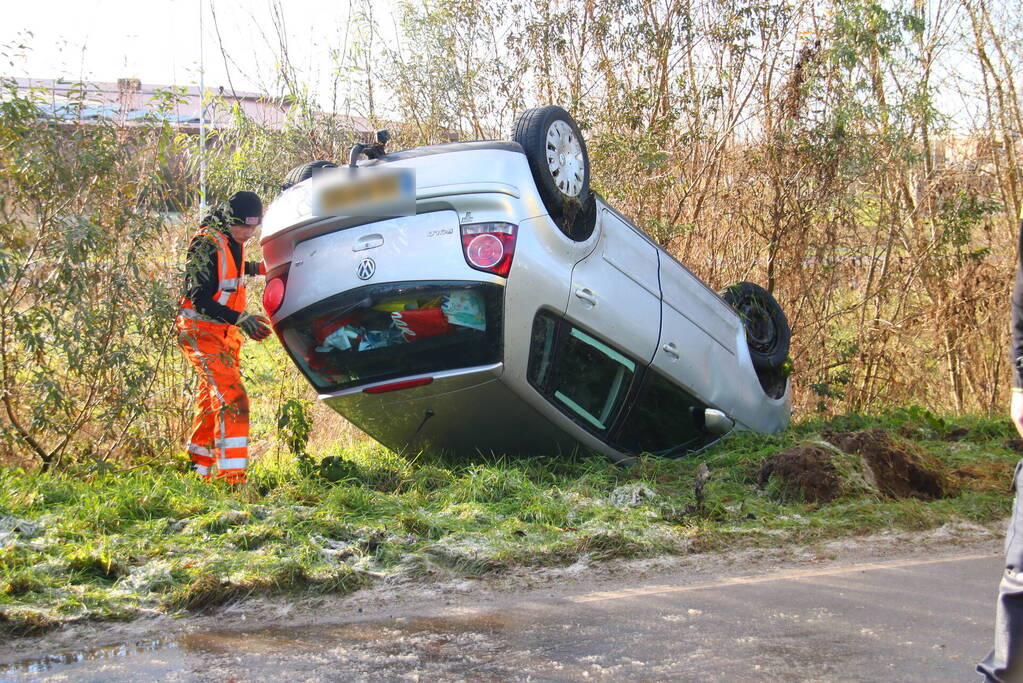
[281,160,338,191]
[720,282,790,371]
[512,105,590,221]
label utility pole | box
[199,0,207,212]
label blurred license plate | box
[313,168,415,217]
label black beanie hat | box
[226,191,263,226]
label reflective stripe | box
[216,436,249,449]
[187,444,212,458]
[220,278,239,291]
[217,457,248,470]
[177,307,228,324]
[192,463,211,476]
[211,231,229,285]
[216,291,231,305]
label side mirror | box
[704,409,734,436]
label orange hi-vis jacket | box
[176,227,251,484]
[178,228,247,321]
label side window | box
[528,311,636,434]
[611,371,714,457]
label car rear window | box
[277,281,503,393]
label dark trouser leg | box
[979,460,1023,682]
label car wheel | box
[512,106,590,221]
[720,282,790,372]
[281,160,338,191]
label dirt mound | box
[759,429,958,504]
[758,445,843,503]
[824,429,956,500]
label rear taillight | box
[460,222,517,277]
[263,274,287,315]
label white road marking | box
[566,553,998,603]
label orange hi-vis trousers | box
[177,317,249,484]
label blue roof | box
[34,102,201,124]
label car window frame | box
[527,310,645,439]
[527,309,720,457]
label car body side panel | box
[565,210,662,363]
[655,283,791,432]
[656,253,739,354]
[503,213,601,368]
[497,213,644,463]
[727,326,792,433]
[654,301,730,410]
[653,251,740,409]
[655,299,790,433]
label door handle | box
[574,287,597,307]
[662,342,679,360]
[353,234,384,252]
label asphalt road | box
[1,552,1002,681]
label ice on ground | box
[0,516,42,545]
[116,561,176,594]
[563,556,590,575]
[167,519,189,533]
[608,484,658,507]
[216,510,249,526]
[311,534,359,564]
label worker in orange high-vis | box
[177,191,272,485]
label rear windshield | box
[277,281,504,393]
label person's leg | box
[178,327,217,479]
[208,329,249,485]
[979,460,1023,681]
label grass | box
[0,407,1018,637]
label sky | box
[1,0,392,99]
[2,0,1016,132]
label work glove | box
[237,313,272,341]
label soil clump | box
[760,429,957,503]
[824,429,955,500]
[757,445,842,503]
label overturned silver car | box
[259,107,791,462]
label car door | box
[653,252,742,409]
[566,209,662,363]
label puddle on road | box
[0,639,180,677]
[0,611,529,678]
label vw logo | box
[356,258,376,280]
